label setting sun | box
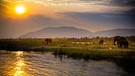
[15,5,26,14]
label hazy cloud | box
[3,0,134,13]
[106,0,135,6]
[62,12,135,23]
[59,12,135,30]
[0,14,62,38]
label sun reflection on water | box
[13,51,25,76]
[1,51,126,76]
[16,51,23,56]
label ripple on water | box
[0,51,127,76]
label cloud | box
[1,0,135,38]
[62,12,135,23]
[79,0,135,6]
[59,12,135,31]
[4,0,135,7]
[3,0,134,14]
[124,8,135,15]
[106,0,135,6]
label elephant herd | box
[45,36,129,48]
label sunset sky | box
[0,0,135,38]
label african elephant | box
[99,40,104,45]
[114,36,128,48]
[45,38,52,45]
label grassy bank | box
[0,38,135,60]
[29,46,135,60]
[0,37,135,75]
[25,46,135,75]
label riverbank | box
[1,50,129,76]
[0,38,135,75]
[2,45,135,60]
[1,46,135,75]
[30,46,135,75]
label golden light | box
[13,51,26,76]
[109,47,112,50]
[16,51,23,56]
[15,5,26,14]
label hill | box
[94,29,135,37]
[20,26,93,38]
[20,27,135,38]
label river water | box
[0,50,127,76]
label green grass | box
[31,46,135,60]
[0,38,135,75]
[0,38,135,60]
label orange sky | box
[0,0,135,38]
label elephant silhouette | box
[99,40,104,45]
[45,38,52,45]
[114,36,128,48]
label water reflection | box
[0,51,127,76]
[13,51,25,76]
[16,51,23,57]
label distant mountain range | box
[94,29,135,37]
[20,26,93,38]
[20,26,135,38]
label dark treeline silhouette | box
[0,39,46,50]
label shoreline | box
[1,48,135,75]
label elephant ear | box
[121,37,127,41]
[114,36,120,45]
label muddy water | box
[0,50,126,76]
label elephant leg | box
[127,45,128,48]
[117,44,120,47]
[120,44,122,48]
[124,45,126,48]
[124,42,128,48]
[124,44,127,48]
[117,42,120,47]
[126,42,128,48]
[125,45,128,48]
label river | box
[0,50,127,76]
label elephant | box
[45,38,52,45]
[114,36,128,48]
[99,40,104,45]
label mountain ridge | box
[20,26,93,38]
[94,29,135,37]
[20,26,135,38]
